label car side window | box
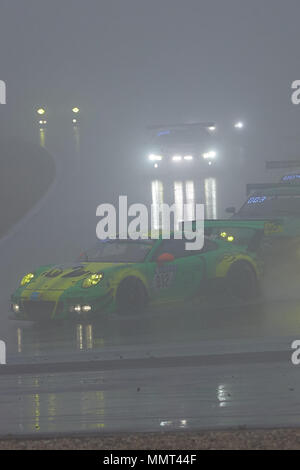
[152,239,187,260]
[202,239,217,252]
[183,238,217,255]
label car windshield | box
[80,239,156,263]
[236,194,300,218]
[150,126,214,158]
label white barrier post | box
[0,340,6,364]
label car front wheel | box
[116,277,148,315]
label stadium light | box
[184,155,193,161]
[172,155,182,161]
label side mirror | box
[226,206,236,214]
[157,253,175,264]
[78,252,88,261]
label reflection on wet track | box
[1,350,300,435]
[151,176,218,230]
[5,297,300,362]
[1,297,300,436]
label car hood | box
[24,262,130,291]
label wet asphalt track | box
[1,297,300,437]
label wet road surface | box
[0,342,299,436]
[1,297,300,436]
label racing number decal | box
[154,271,173,289]
[153,265,177,290]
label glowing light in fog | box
[185,181,195,221]
[174,181,184,229]
[37,107,46,115]
[208,126,216,131]
[72,107,80,114]
[203,151,216,159]
[172,155,182,161]
[17,327,22,353]
[39,128,45,147]
[217,384,230,408]
[205,177,217,219]
[149,154,162,161]
[76,324,83,350]
[152,180,164,230]
[184,155,193,161]
[86,324,93,350]
[82,305,92,312]
[234,121,244,129]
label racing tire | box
[226,261,259,301]
[116,277,148,315]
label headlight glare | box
[82,273,103,288]
[20,273,35,286]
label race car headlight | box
[20,272,35,286]
[82,273,103,288]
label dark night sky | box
[1,0,300,171]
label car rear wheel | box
[116,277,148,315]
[226,261,259,301]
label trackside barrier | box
[0,340,6,364]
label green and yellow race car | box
[11,235,260,321]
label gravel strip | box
[1,428,300,450]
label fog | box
[1,0,300,446]
[1,0,299,259]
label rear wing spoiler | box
[204,218,284,235]
[181,218,284,237]
[245,182,299,195]
[204,219,280,229]
[147,122,215,131]
[266,160,300,169]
